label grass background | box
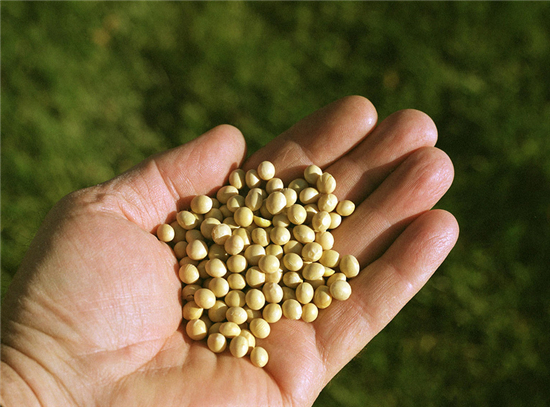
[2,2,549,406]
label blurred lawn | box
[2,2,550,406]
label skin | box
[1,96,459,407]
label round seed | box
[229,169,246,189]
[312,211,331,233]
[317,193,338,213]
[299,187,320,204]
[225,290,246,307]
[336,200,355,217]
[270,226,291,246]
[284,240,303,255]
[208,300,229,322]
[245,169,262,189]
[266,191,287,215]
[226,306,248,325]
[282,299,302,320]
[227,254,247,273]
[253,215,271,228]
[186,319,207,341]
[240,329,256,354]
[316,172,336,194]
[283,253,303,272]
[302,242,323,262]
[191,195,213,215]
[315,231,334,250]
[302,303,319,323]
[194,288,216,309]
[246,267,266,288]
[339,254,360,278]
[263,303,282,323]
[249,318,271,339]
[187,239,209,261]
[245,188,264,211]
[227,273,246,290]
[330,280,352,301]
[251,227,270,247]
[211,223,232,245]
[226,195,246,212]
[295,282,314,304]
[302,262,325,280]
[182,300,203,320]
[281,286,297,301]
[173,241,188,259]
[205,258,227,278]
[244,306,262,322]
[182,284,201,301]
[282,271,303,288]
[229,335,249,358]
[258,254,280,274]
[179,264,200,284]
[208,277,230,298]
[219,321,241,338]
[207,333,227,353]
[266,177,284,193]
[245,289,266,310]
[288,178,309,194]
[293,225,315,244]
[177,210,202,230]
[262,282,284,303]
[234,207,254,227]
[265,244,284,259]
[282,188,298,207]
[224,235,245,255]
[157,224,175,242]
[216,185,239,204]
[244,244,266,266]
[250,346,269,368]
[329,212,342,229]
[313,285,332,309]
[304,164,322,185]
[326,273,347,287]
[320,249,340,268]
[287,204,307,225]
[170,221,186,242]
[272,214,290,228]
[257,161,276,181]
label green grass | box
[2,2,549,405]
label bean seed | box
[249,318,271,339]
[191,195,213,215]
[330,280,352,301]
[186,319,207,340]
[229,335,249,358]
[250,346,269,368]
[282,299,302,320]
[207,332,227,353]
[157,224,175,242]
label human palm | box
[1,97,459,407]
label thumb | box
[97,124,247,231]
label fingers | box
[100,125,247,230]
[244,96,378,181]
[316,209,459,381]
[332,146,455,266]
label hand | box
[1,96,459,407]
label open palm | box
[1,96,459,407]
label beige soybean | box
[226,306,248,325]
[313,285,332,309]
[245,289,266,310]
[245,188,264,211]
[244,306,262,322]
[207,332,227,353]
[282,188,298,207]
[262,282,284,303]
[170,221,186,242]
[265,244,284,259]
[336,200,355,217]
[244,244,266,266]
[179,264,200,285]
[299,187,320,204]
[205,258,227,278]
[157,224,175,242]
[326,273,347,288]
[173,241,188,259]
[234,207,254,227]
[229,169,246,190]
[339,254,360,278]
[199,314,213,332]
[266,191,286,215]
[216,185,239,204]
[263,303,282,323]
[211,223,232,245]
[249,318,271,339]
[264,269,282,284]
[306,276,326,290]
[226,194,246,213]
[295,282,314,304]
[224,234,245,256]
[266,177,284,193]
[270,226,291,246]
[225,290,246,307]
[219,321,241,338]
[281,286,297,301]
[227,254,247,273]
[272,213,290,228]
[182,284,201,301]
[208,244,228,261]
[304,164,323,185]
[312,211,331,232]
[316,172,336,194]
[182,300,203,320]
[317,193,338,213]
[186,319,208,341]
[208,322,222,335]
[320,249,340,268]
[250,346,269,368]
[186,229,204,243]
[177,210,201,230]
[187,239,209,261]
[283,253,303,272]
[194,288,216,309]
[304,204,319,223]
[258,254,280,274]
[227,273,246,290]
[302,303,319,323]
[232,228,251,247]
[315,231,334,250]
[208,277,230,298]
[302,242,323,262]
[287,204,307,225]
[288,178,309,194]
[330,280,352,301]
[293,225,315,244]
[257,161,276,181]
[219,205,233,218]
[245,169,262,189]
[251,227,270,247]
[240,329,256,354]
[246,267,266,288]
[283,271,303,288]
[329,212,342,229]
[208,300,229,322]
[282,299,302,320]
[253,215,271,228]
[284,240,303,255]
[191,195,213,215]
[302,262,325,280]
[229,335,249,358]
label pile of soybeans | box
[156,161,360,368]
